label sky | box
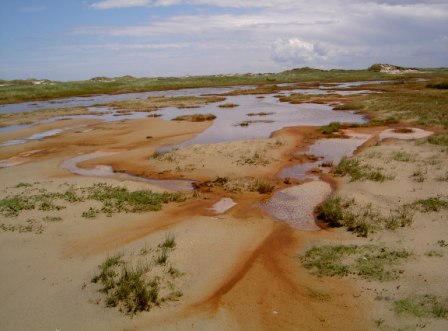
[0,0,447,81]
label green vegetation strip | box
[0,183,185,218]
[300,244,410,281]
[0,68,397,104]
[172,114,216,122]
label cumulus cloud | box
[271,39,328,64]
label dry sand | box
[325,132,448,330]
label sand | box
[1,102,446,331]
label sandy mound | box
[332,137,448,330]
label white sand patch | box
[210,197,237,214]
[379,128,433,141]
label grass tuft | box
[335,157,391,182]
[91,236,183,316]
[412,196,448,212]
[159,233,176,249]
[253,180,275,194]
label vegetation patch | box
[0,183,185,219]
[247,112,274,116]
[300,244,410,281]
[0,219,44,234]
[83,183,186,216]
[411,196,448,212]
[307,287,331,301]
[410,168,426,182]
[253,180,275,194]
[151,150,177,162]
[334,157,393,182]
[320,122,341,134]
[195,176,275,194]
[349,80,448,127]
[437,172,448,182]
[236,151,270,166]
[425,250,444,258]
[90,235,183,316]
[427,82,448,89]
[172,114,216,122]
[237,120,274,127]
[394,295,448,319]
[334,103,364,111]
[391,151,413,162]
[427,133,448,147]
[218,103,239,108]
[316,195,412,237]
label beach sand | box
[1,112,446,330]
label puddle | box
[210,197,237,214]
[159,95,366,151]
[59,152,195,192]
[379,128,433,140]
[264,181,332,230]
[279,133,371,180]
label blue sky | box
[1,0,447,80]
